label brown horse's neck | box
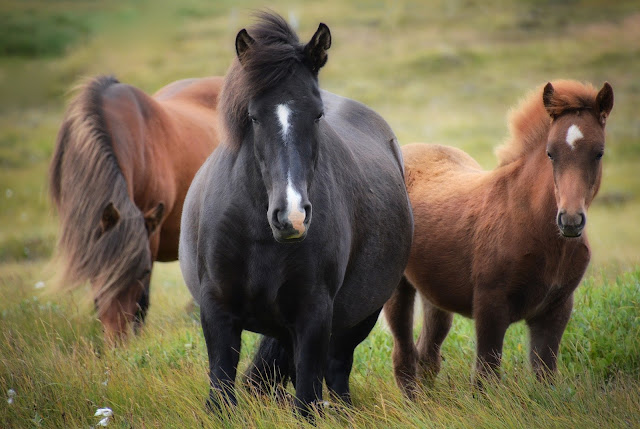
[498,147,564,241]
[103,90,173,211]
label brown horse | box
[49,75,222,341]
[384,80,614,396]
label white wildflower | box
[34,281,45,289]
[94,408,113,417]
[7,388,16,404]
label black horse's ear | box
[100,202,120,235]
[144,202,164,235]
[542,82,556,118]
[596,82,614,126]
[235,29,255,65]
[304,23,331,72]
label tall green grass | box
[1,264,639,427]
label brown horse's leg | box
[526,294,573,380]
[416,299,453,386]
[473,300,510,386]
[383,276,418,398]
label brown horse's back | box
[403,143,486,316]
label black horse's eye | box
[314,112,324,122]
[248,113,258,124]
[547,151,554,161]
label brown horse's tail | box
[49,75,149,315]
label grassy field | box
[1,0,639,427]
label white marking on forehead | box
[276,104,291,138]
[565,124,584,150]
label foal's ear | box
[596,82,614,126]
[235,29,255,65]
[100,202,120,235]
[144,202,165,235]
[304,23,331,72]
[542,82,557,118]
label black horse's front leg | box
[293,296,332,420]
[325,307,382,405]
[200,297,242,413]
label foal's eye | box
[595,151,604,160]
[547,151,554,161]
[248,113,259,124]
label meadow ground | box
[1,0,639,427]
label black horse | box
[179,13,413,417]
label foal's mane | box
[496,80,599,166]
[220,12,308,147]
[49,75,148,311]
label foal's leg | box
[293,295,332,419]
[383,276,418,397]
[200,295,242,412]
[526,294,573,380]
[416,299,453,386]
[325,308,382,405]
[473,295,510,386]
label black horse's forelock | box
[220,12,312,148]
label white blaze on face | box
[276,104,291,139]
[276,103,305,235]
[286,174,306,234]
[565,124,584,150]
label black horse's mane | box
[220,12,311,148]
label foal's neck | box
[506,146,560,238]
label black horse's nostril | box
[303,203,312,224]
[272,209,284,230]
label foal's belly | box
[405,266,474,318]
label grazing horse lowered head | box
[49,75,222,341]
[384,80,613,396]
[179,12,413,418]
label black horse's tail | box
[244,336,295,395]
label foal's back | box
[402,143,491,316]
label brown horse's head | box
[543,82,613,238]
[93,201,164,342]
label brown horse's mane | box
[49,75,149,312]
[496,80,599,166]
[220,12,308,147]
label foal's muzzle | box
[557,210,586,238]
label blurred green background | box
[1,0,638,271]
[0,1,639,427]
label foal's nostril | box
[557,210,565,229]
[577,212,586,229]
